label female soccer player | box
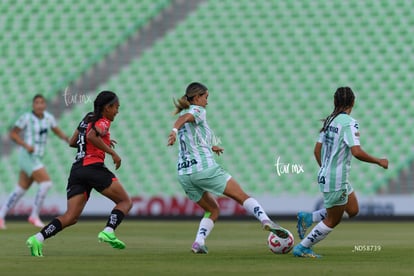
[0,94,69,229]
[26,91,132,257]
[293,87,388,258]
[167,82,288,254]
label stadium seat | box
[1,0,413,198]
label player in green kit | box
[0,94,69,229]
[293,87,388,258]
[167,82,289,254]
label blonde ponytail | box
[173,95,190,115]
[172,82,208,115]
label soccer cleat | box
[191,242,208,254]
[26,236,43,257]
[297,212,313,239]
[293,244,321,258]
[98,231,126,249]
[28,216,45,228]
[262,220,290,239]
[0,218,6,230]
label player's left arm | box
[87,125,121,169]
[350,146,388,169]
[51,126,70,144]
[346,120,388,169]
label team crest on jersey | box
[98,120,110,135]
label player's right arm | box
[314,142,322,167]
[68,129,79,148]
[167,113,195,146]
[9,126,34,153]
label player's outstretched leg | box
[297,212,313,239]
[98,231,126,249]
[26,236,43,257]
[262,220,290,239]
[191,242,208,254]
[293,244,321,258]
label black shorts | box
[66,162,117,200]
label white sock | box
[242,198,271,223]
[312,208,327,222]
[31,181,52,218]
[35,232,45,242]
[195,218,214,245]
[301,221,333,248]
[104,227,114,233]
[0,185,26,218]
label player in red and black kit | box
[26,91,132,257]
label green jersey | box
[317,113,360,192]
[15,111,57,158]
[176,105,217,175]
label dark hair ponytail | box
[320,87,355,132]
[89,91,118,136]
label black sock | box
[105,209,125,230]
[40,218,63,240]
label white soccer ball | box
[267,230,294,254]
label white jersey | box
[176,105,217,175]
[14,111,57,157]
[317,113,360,192]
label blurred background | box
[0,0,413,218]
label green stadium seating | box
[0,0,172,134]
[1,0,413,198]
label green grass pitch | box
[1,220,412,275]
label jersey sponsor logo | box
[327,125,339,134]
[39,128,48,135]
[177,159,198,171]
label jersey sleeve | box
[343,119,360,147]
[48,113,58,128]
[187,106,205,125]
[317,131,325,143]
[95,118,110,136]
[14,113,28,129]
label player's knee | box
[125,197,133,212]
[209,209,220,221]
[347,207,359,218]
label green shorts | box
[323,183,354,209]
[177,164,231,202]
[18,150,44,176]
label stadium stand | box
[0,0,171,133]
[1,0,413,198]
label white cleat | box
[28,216,45,228]
[0,218,6,230]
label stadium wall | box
[2,194,412,218]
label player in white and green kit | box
[293,87,388,258]
[168,82,289,254]
[0,94,69,229]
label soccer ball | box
[267,230,294,254]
